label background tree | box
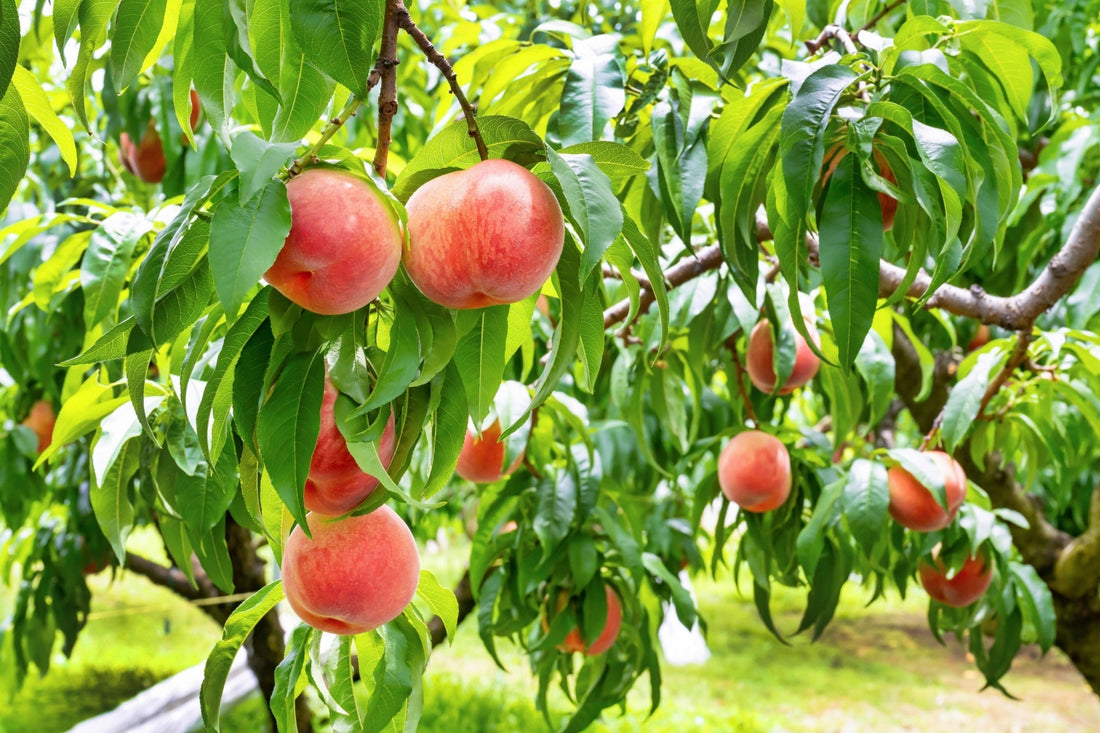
[2,0,1100,731]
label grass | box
[1,531,1098,732]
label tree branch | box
[602,244,723,329]
[372,0,401,178]
[394,2,488,161]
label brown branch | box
[806,24,859,55]
[725,334,758,426]
[124,552,219,604]
[372,0,401,178]
[977,330,1032,416]
[602,244,723,329]
[857,0,906,35]
[394,2,488,161]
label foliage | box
[1,0,1100,731]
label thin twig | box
[373,0,402,178]
[725,333,758,426]
[285,81,378,179]
[394,1,489,160]
[858,0,907,35]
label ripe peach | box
[717,430,792,512]
[130,121,167,183]
[919,550,993,608]
[265,168,404,315]
[887,451,967,532]
[544,585,623,655]
[403,159,565,309]
[21,400,55,454]
[967,325,991,352]
[281,506,420,635]
[182,89,202,145]
[745,318,820,395]
[455,419,524,484]
[304,375,396,516]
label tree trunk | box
[225,519,313,732]
[890,328,1100,699]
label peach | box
[717,430,792,512]
[887,451,967,532]
[455,419,524,484]
[745,318,820,395]
[21,400,55,454]
[265,168,404,315]
[919,550,993,608]
[403,159,564,309]
[304,375,396,516]
[281,506,420,635]
[544,585,623,655]
[130,121,167,183]
[967,325,991,352]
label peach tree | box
[2,0,1100,731]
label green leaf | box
[289,0,384,96]
[90,437,141,563]
[363,620,418,733]
[422,364,468,497]
[66,0,117,129]
[201,581,286,731]
[619,215,668,345]
[360,306,422,413]
[557,141,649,184]
[193,0,228,132]
[209,181,292,318]
[557,34,624,146]
[111,0,168,90]
[257,349,325,532]
[1010,562,1055,652]
[940,350,1002,452]
[0,80,28,215]
[547,150,623,284]
[52,0,83,58]
[533,469,577,557]
[796,478,845,578]
[780,65,858,230]
[651,96,708,243]
[131,203,213,337]
[415,570,459,645]
[229,131,298,203]
[819,153,883,368]
[0,0,17,99]
[393,115,546,202]
[842,459,889,552]
[82,212,152,328]
[193,516,235,593]
[197,290,270,461]
[223,0,281,102]
[271,624,313,732]
[454,306,509,426]
[9,66,77,175]
[60,317,139,365]
[146,260,215,346]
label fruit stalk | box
[393,1,489,161]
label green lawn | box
[1,532,1098,732]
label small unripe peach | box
[887,451,967,532]
[919,550,993,607]
[717,430,792,512]
[745,319,820,395]
[281,506,420,635]
[265,168,404,315]
[455,420,524,484]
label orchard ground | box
[0,530,1095,732]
